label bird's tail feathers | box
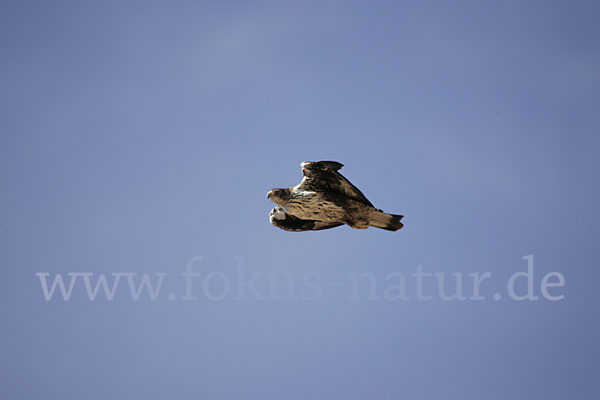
[368,210,404,231]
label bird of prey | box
[267,161,404,232]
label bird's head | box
[267,188,292,205]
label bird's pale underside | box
[267,161,404,232]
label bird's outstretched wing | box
[269,206,343,232]
[297,161,374,207]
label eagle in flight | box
[267,161,404,232]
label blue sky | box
[1,1,599,399]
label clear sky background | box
[1,1,598,399]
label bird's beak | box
[267,190,273,199]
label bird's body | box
[285,191,369,226]
[267,161,403,232]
